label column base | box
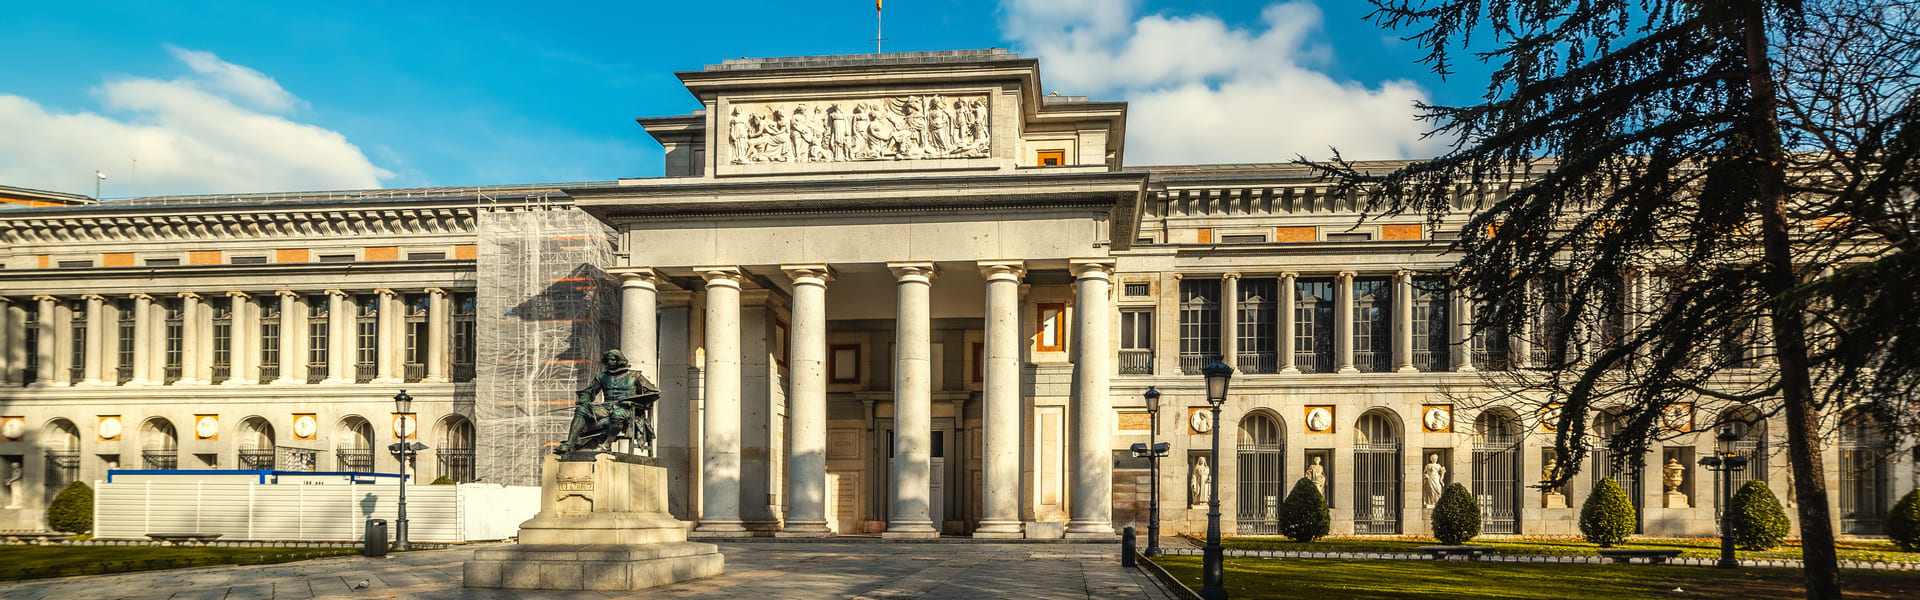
[1338,367,1360,374]
[1063,521,1115,539]
[270,378,298,385]
[46,381,69,388]
[320,377,351,385]
[1279,366,1299,374]
[773,521,832,538]
[880,521,938,539]
[689,520,747,537]
[1396,365,1419,373]
[971,520,1024,539]
[370,377,402,384]
[423,376,449,383]
[1455,366,1477,373]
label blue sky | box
[2,1,1488,198]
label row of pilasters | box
[615,258,1117,539]
[0,290,455,387]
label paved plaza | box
[0,541,1174,600]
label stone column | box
[425,288,449,383]
[147,298,167,384]
[1278,273,1298,373]
[228,292,254,384]
[178,293,204,385]
[82,295,105,385]
[373,289,400,383]
[1511,282,1532,369]
[275,292,303,384]
[1220,273,1239,367]
[128,294,152,385]
[34,296,58,386]
[780,265,833,537]
[1395,270,1417,372]
[324,290,351,384]
[615,270,662,380]
[975,261,1026,538]
[693,267,747,536]
[0,297,11,385]
[1066,258,1117,539]
[885,261,939,539]
[1335,272,1358,373]
[1452,283,1476,372]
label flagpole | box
[876,1,883,53]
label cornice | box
[0,206,480,246]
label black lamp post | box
[1698,429,1750,569]
[1199,361,1234,600]
[391,389,414,552]
[1130,387,1170,557]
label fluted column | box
[178,293,205,385]
[885,261,939,539]
[976,261,1026,538]
[275,292,303,384]
[1220,273,1239,367]
[693,267,747,535]
[1066,259,1117,538]
[1278,273,1299,373]
[82,295,105,385]
[34,296,58,386]
[425,288,449,383]
[780,265,833,537]
[227,292,254,384]
[1395,270,1417,372]
[373,289,400,383]
[1335,272,1358,373]
[324,291,351,384]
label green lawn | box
[1216,536,1916,564]
[0,545,367,581]
[1150,555,1920,600]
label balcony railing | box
[142,450,178,470]
[1178,353,1217,375]
[405,363,425,382]
[237,449,275,470]
[306,363,327,384]
[69,365,85,385]
[164,366,183,383]
[1119,349,1153,374]
[211,365,231,384]
[336,450,373,472]
[452,363,475,382]
[259,364,280,381]
[355,363,375,384]
[1236,352,1276,374]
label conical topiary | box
[1431,482,1482,545]
[1728,480,1791,551]
[1277,477,1331,542]
[46,481,93,534]
[1889,488,1920,552]
[1580,477,1636,547]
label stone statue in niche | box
[1423,454,1447,508]
[1306,456,1327,498]
[4,461,20,509]
[1190,456,1211,507]
[558,350,661,457]
[1541,452,1568,508]
[727,95,991,164]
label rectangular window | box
[1295,279,1336,373]
[452,292,476,382]
[1326,232,1373,242]
[355,296,377,384]
[210,304,232,383]
[1220,234,1267,244]
[259,301,280,382]
[318,254,355,263]
[1120,309,1153,375]
[1353,277,1393,372]
[1178,279,1222,374]
[773,320,790,369]
[116,299,135,384]
[1411,277,1450,371]
[1036,150,1064,166]
[406,252,447,261]
[1036,303,1066,352]
[308,300,329,383]
[69,303,86,384]
[1531,275,1568,367]
[1123,282,1151,297]
[1472,303,1511,371]
[57,260,93,269]
[145,258,180,267]
[164,299,184,383]
[229,256,269,265]
[21,306,38,385]
[404,294,428,382]
[1236,279,1277,373]
[971,342,984,383]
[828,344,861,383]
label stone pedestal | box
[1542,491,1568,509]
[464,453,723,591]
[1665,491,1691,509]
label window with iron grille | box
[1840,412,1891,535]
[69,303,86,384]
[356,297,377,383]
[1235,412,1285,534]
[452,292,476,382]
[1352,277,1393,372]
[1592,411,1646,533]
[142,420,178,469]
[1353,411,1402,534]
[308,300,330,383]
[1178,279,1221,374]
[404,294,428,382]
[1472,411,1523,534]
[1411,277,1450,371]
[1119,309,1153,374]
[211,303,232,383]
[43,422,79,501]
[337,418,375,472]
[1599,276,1628,355]
[259,301,280,381]
[439,418,477,483]
[21,306,36,385]
[1123,282,1151,297]
[116,300,136,384]
[1531,276,1569,367]
[1236,278,1277,373]
[164,299,184,383]
[1295,279,1335,373]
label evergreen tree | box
[1729,480,1792,551]
[1430,482,1482,545]
[46,481,93,534]
[1890,488,1920,552]
[1277,477,1331,543]
[1579,477,1636,548]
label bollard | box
[1121,526,1137,567]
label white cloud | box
[0,47,390,198]
[1001,1,1446,165]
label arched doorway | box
[1472,409,1523,534]
[1839,410,1891,535]
[1353,410,1403,534]
[141,418,178,470]
[238,417,276,470]
[42,419,80,502]
[1235,411,1285,534]
[336,417,374,472]
[437,416,476,483]
[1591,410,1644,533]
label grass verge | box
[1217,536,1914,563]
[0,545,367,582]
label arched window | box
[1235,411,1285,534]
[238,417,276,470]
[141,418,178,470]
[336,417,374,472]
[1472,410,1523,534]
[438,416,476,483]
[42,419,80,501]
[1839,411,1892,535]
[1354,410,1403,534]
[1591,410,1644,533]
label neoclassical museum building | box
[0,50,1911,538]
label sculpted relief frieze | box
[726,95,992,164]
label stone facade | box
[0,49,1911,539]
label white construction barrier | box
[94,476,539,543]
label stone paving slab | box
[0,542,1170,600]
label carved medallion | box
[393,414,417,439]
[2,417,25,441]
[1305,406,1334,433]
[1188,408,1214,434]
[292,414,318,440]
[724,94,991,165]
[97,416,122,441]
[1422,405,1453,433]
[194,415,219,440]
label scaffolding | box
[473,198,618,486]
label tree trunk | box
[1742,4,1842,599]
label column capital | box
[696,266,745,286]
[611,267,669,287]
[1337,271,1357,280]
[178,292,203,301]
[324,289,350,298]
[976,260,1026,281]
[1281,272,1298,281]
[780,264,836,284]
[424,287,447,296]
[1068,258,1116,279]
[32,295,58,303]
[1396,269,1414,279]
[129,293,154,302]
[226,291,252,299]
[80,294,106,302]
[1221,271,1241,281]
[374,288,398,297]
[887,261,937,281]
[274,290,302,298]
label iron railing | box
[237,449,275,470]
[306,363,327,384]
[1119,350,1153,374]
[258,364,279,381]
[142,450,178,470]
[439,450,476,483]
[405,363,425,382]
[355,364,375,384]
[1235,352,1275,374]
[336,450,374,472]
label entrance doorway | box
[883,427,948,526]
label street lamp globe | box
[1144,386,1161,415]
[1202,360,1234,406]
[394,389,414,414]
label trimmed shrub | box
[1580,477,1636,547]
[1728,480,1791,551]
[1890,488,1920,552]
[46,481,93,534]
[431,476,456,485]
[1277,477,1331,543]
[1431,482,1482,545]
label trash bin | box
[364,519,388,557]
